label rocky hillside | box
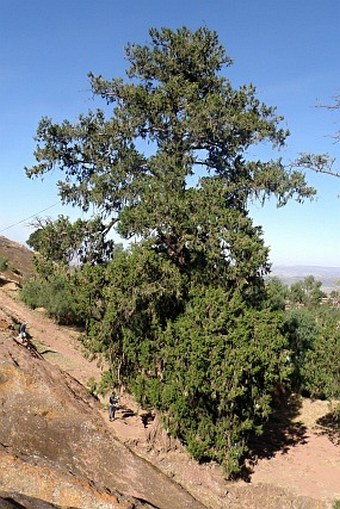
[0,236,34,284]
[0,236,339,509]
[0,322,204,509]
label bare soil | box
[0,236,34,283]
[0,281,339,509]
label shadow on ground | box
[242,395,308,481]
[316,410,340,445]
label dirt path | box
[0,283,105,384]
[251,431,339,501]
[0,283,339,508]
[108,396,340,508]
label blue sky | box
[1,0,339,267]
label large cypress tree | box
[26,27,315,475]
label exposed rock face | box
[0,333,205,509]
[0,491,63,508]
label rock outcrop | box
[0,330,205,509]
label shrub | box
[21,273,78,325]
[301,315,340,400]
[0,257,8,272]
[20,280,44,309]
[87,370,116,398]
[125,286,291,477]
[283,308,319,391]
[42,276,76,324]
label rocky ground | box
[0,274,339,509]
[0,304,204,508]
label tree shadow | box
[119,405,155,429]
[140,410,155,428]
[316,411,340,445]
[119,405,137,419]
[242,394,308,481]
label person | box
[18,322,28,343]
[108,393,119,421]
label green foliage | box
[20,279,44,309]
[265,276,288,311]
[86,377,99,398]
[149,290,290,474]
[265,275,339,400]
[27,215,117,265]
[283,308,319,390]
[288,275,326,307]
[283,306,340,399]
[69,263,108,328]
[25,27,316,476]
[21,271,79,325]
[0,256,8,272]
[86,371,115,398]
[84,247,291,476]
[301,310,340,399]
[43,275,77,325]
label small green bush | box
[86,377,100,398]
[20,280,44,309]
[21,274,78,325]
[87,370,116,397]
[283,307,340,399]
[43,277,76,324]
[0,257,8,272]
[301,317,340,400]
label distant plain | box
[271,265,340,292]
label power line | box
[0,202,60,234]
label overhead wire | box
[0,202,60,234]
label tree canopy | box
[25,27,316,476]
[27,27,314,260]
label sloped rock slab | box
[0,335,205,509]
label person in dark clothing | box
[108,393,119,421]
[18,322,28,343]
